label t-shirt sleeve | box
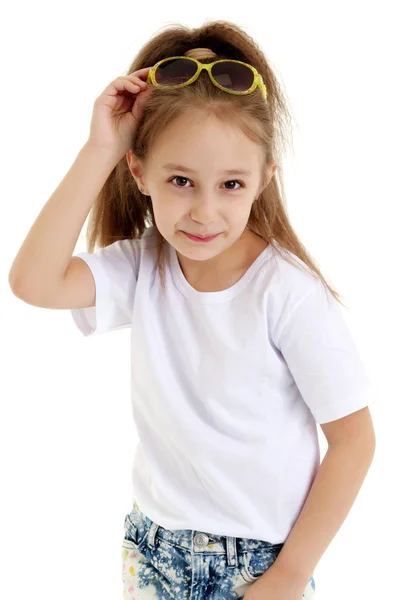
[70,238,139,337]
[275,279,375,424]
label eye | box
[169,176,191,188]
[169,176,245,190]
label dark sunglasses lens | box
[212,62,254,92]
[155,58,198,86]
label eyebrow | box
[162,163,252,176]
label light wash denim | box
[122,500,316,599]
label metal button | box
[194,533,209,547]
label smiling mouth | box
[182,231,221,242]
[186,233,218,238]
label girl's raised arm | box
[9,69,151,308]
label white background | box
[2,1,398,599]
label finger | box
[127,66,152,81]
[129,66,152,81]
[132,66,152,74]
[127,75,148,89]
[116,75,148,90]
[102,79,141,98]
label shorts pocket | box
[121,511,149,588]
[240,545,283,582]
[122,516,145,598]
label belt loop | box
[146,521,159,549]
[134,500,159,550]
[226,536,238,567]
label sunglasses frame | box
[146,56,267,100]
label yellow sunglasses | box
[146,56,267,100]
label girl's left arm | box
[265,406,376,588]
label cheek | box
[152,196,187,219]
[151,203,181,232]
[229,202,253,222]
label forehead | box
[148,112,263,173]
[162,162,252,177]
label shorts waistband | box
[131,500,284,568]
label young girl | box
[9,19,376,600]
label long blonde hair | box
[85,20,345,307]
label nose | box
[189,195,218,225]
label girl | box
[9,19,376,600]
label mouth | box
[182,231,220,243]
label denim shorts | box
[121,500,316,599]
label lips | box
[182,231,221,243]
[184,232,218,238]
[187,234,215,238]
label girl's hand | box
[87,66,154,159]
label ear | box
[126,149,148,193]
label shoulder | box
[81,227,162,274]
[265,243,334,339]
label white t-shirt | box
[70,226,374,543]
